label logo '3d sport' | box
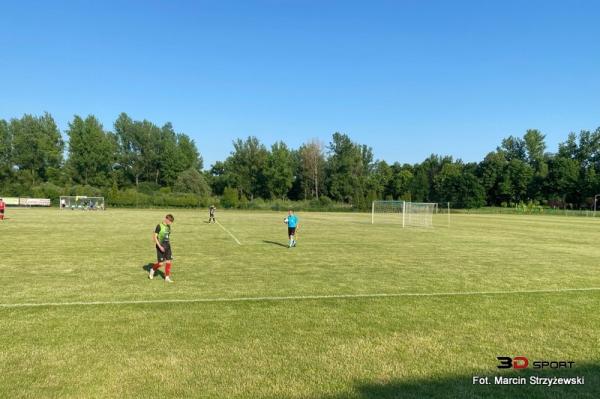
[497,357,575,369]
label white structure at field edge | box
[59,196,105,210]
[371,200,440,227]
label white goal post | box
[371,200,446,227]
[59,196,105,210]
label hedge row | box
[18,183,356,211]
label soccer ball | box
[284,218,288,224]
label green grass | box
[1,208,599,398]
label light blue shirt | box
[287,215,298,228]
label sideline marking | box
[1,287,599,309]
[216,220,242,245]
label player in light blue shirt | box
[284,209,299,248]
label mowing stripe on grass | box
[1,287,600,309]
[216,220,242,245]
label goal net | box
[371,200,404,225]
[60,196,105,210]
[371,200,437,227]
[404,201,436,228]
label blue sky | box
[1,0,599,168]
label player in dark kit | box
[208,205,216,224]
[149,214,175,283]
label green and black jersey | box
[155,222,173,261]
[155,223,171,245]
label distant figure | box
[0,198,5,220]
[284,209,299,248]
[208,205,216,224]
[149,214,175,283]
[60,198,66,209]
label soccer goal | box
[371,200,439,227]
[59,196,105,210]
[404,201,437,228]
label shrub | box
[70,185,103,197]
[220,187,239,208]
[319,195,333,208]
[137,182,161,195]
[31,182,62,204]
[173,169,210,196]
[248,198,266,209]
[238,194,249,209]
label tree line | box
[1,112,599,209]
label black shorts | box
[156,243,172,262]
[288,227,296,236]
[0,209,4,214]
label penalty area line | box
[215,220,242,245]
[1,287,600,309]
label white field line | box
[1,287,600,309]
[215,220,242,245]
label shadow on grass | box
[262,240,288,248]
[142,263,164,279]
[318,363,600,399]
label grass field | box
[1,208,600,398]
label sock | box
[165,262,172,276]
[152,262,161,271]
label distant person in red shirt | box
[0,198,5,220]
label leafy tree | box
[521,129,548,200]
[477,151,509,205]
[6,108,600,210]
[208,160,235,196]
[555,129,600,205]
[113,114,203,189]
[507,159,533,202]
[177,133,203,171]
[173,168,210,196]
[499,135,526,162]
[0,119,11,182]
[386,163,413,200]
[547,157,580,203]
[154,122,180,186]
[366,160,392,199]
[326,132,369,205]
[114,113,146,187]
[408,154,453,202]
[298,139,326,200]
[67,115,115,186]
[435,163,485,208]
[558,132,578,159]
[479,147,534,205]
[11,113,63,186]
[408,166,429,202]
[221,186,239,208]
[264,141,294,199]
[228,136,268,200]
[523,129,546,166]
